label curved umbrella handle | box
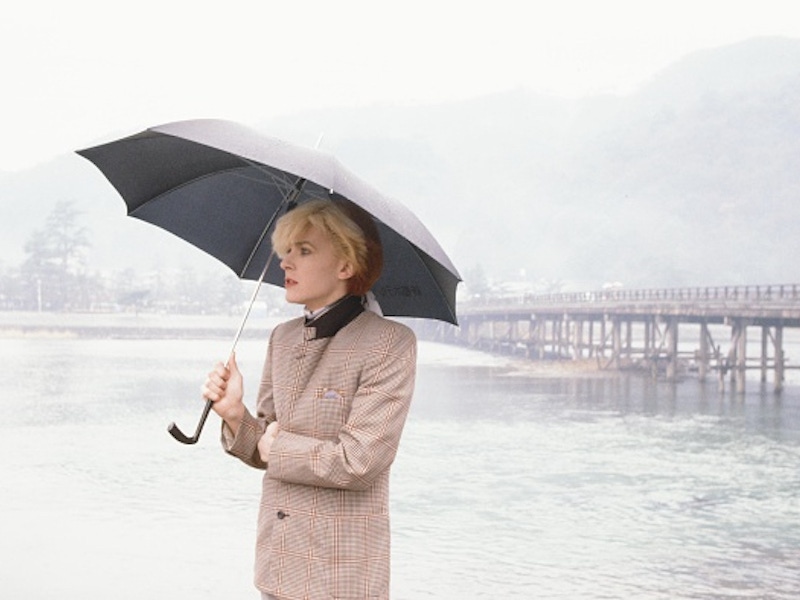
[168,399,213,445]
[166,257,269,445]
[165,184,298,446]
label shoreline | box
[0,310,285,340]
[502,356,615,378]
[1,310,610,378]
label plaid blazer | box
[223,309,417,599]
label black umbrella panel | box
[78,119,460,324]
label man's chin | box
[284,292,303,306]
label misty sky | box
[3,0,800,172]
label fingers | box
[257,438,269,463]
[201,361,229,402]
[201,381,222,402]
[258,422,279,463]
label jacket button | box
[277,510,287,519]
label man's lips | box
[285,278,297,287]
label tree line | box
[0,200,287,315]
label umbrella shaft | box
[239,176,305,279]
[227,254,274,364]
[230,175,306,361]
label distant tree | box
[206,272,250,316]
[175,267,203,313]
[21,200,92,310]
[463,263,490,300]
[110,267,152,313]
[540,278,566,294]
[0,262,24,309]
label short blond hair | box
[271,198,383,296]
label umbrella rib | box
[125,162,301,280]
[127,163,301,218]
[405,243,460,324]
[125,166,257,217]
[238,160,307,278]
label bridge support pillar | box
[729,318,748,393]
[612,317,622,369]
[698,322,709,381]
[625,319,632,363]
[666,317,679,380]
[774,326,784,393]
[574,319,584,359]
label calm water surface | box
[1,335,798,599]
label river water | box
[1,333,798,599]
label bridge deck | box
[423,284,800,394]
[461,284,800,325]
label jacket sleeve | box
[267,322,417,490]
[220,329,278,468]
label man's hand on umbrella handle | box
[202,352,245,429]
[258,420,280,463]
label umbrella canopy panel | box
[78,120,461,324]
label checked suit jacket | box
[222,299,417,600]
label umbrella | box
[77,118,461,443]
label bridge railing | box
[465,284,800,308]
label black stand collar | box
[304,295,365,340]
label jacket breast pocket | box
[312,387,351,436]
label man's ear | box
[338,261,355,281]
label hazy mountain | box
[3,36,800,292]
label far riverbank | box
[0,311,285,340]
[0,310,610,378]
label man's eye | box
[300,247,311,255]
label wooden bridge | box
[417,284,800,393]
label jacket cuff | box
[221,409,265,464]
